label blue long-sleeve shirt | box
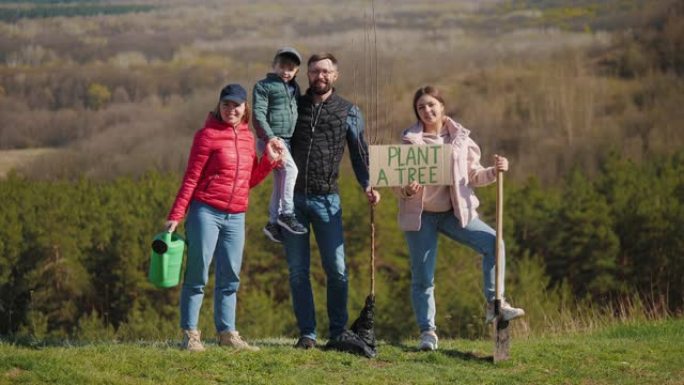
[346,105,370,190]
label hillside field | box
[1,319,682,385]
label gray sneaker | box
[181,329,205,352]
[218,331,259,351]
[263,222,283,243]
[277,214,307,235]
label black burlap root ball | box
[326,295,377,358]
[325,329,377,358]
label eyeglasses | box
[308,68,336,77]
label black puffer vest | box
[291,91,352,195]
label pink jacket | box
[167,113,274,221]
[396,117,497,230]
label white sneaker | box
[181,329,205,352]
[418,330,438,351]
[486,300,525,323]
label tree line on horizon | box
[0,150,681,341]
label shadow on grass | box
[390,342,493,363]
[440,348,493,363]
[4,337,492,363]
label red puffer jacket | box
[167,113,274,221]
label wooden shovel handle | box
[495,171,504,304]
[370,201,376,297]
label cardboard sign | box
[369,144,453,187]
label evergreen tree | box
[545,168,621,299]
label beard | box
[311,80,332,95]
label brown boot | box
[218,331,259,351]
[181,329,205,352]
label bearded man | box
[283,52,381,349]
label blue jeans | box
[404,212,502,332]
[258,138,298,222]
[180,201,245,333]
[282,193,348,340]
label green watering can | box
[148,232,185,288]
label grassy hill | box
[1,319,682,384]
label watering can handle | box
[162,232,172,281]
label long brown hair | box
[412,85,445,121]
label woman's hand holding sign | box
[402,180,423,198]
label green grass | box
[1,319,682,384]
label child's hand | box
[266,138,284,163]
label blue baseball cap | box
[219,83,247,104]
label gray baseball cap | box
[274,47,302,66]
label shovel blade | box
[493,316,510,362]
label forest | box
[0,0,682,341]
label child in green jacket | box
[252,47,307,242]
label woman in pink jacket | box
[165,83,280,352]
[397,86,525,351]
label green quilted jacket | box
[252,73,300,141]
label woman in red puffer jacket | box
[164,83,282,352]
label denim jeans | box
[404,212,503,332]
[180,200,245,333]
[282,193,348,340]
[258,138,298,222]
